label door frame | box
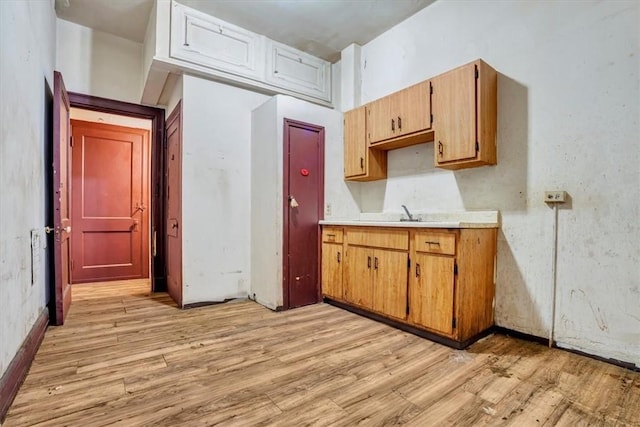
[281,118,325,310]
[68,93,166,291]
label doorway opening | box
[45,90,166,325]
[69,111,152,285]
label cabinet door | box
[170,2,264,80]
[368,96,395,143]
[321,243,343,299]
[410,253,455,335]
[344,246,373,308]
[433,63,476,163]
[372,249,409,320]
[395,80,432,136]
[344,107,367,178]
[265,40,331,102]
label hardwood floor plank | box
[4,281,639,426]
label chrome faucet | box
[401,205,420,222]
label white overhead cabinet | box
[143,1,332,106]
[170,2,265,81]
[266,41,331,102]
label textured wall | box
[0,0,57,376]
[350,0,639,365]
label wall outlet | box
[544,191,567,203]
[325,203,332,216]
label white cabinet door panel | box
[266,41,331,102]
[170,2,264,80]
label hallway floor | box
[4,282,639,426]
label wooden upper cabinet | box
[369,80,433,147]
[342,59,497,182]
[432,59,497,170]
[368,96,394,143]
[344,106,386,181]
[394,80,432,137]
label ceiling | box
[55,0,436,62]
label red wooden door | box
[52,71,72,325]
[165,103,183,306]
[70,120,150,283]
[283,119,324,309]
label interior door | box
[284,119,324,309]
[52,71,72,325]
[410,252,455,335]
[70,120,150,283]
[165,103,183,306]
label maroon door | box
[70,120,150,283]
[165,103,183,306]
[283,119,325,309]
[52,71,72,325]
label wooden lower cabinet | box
[410,252,455,335]
[321,242,343,300]
[343,246,408,321]
[371,249,408,320]
[321,225,497,348]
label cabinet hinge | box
[406,305,410,315]
[475,67,479,79]
[452,318,457,328]
[454,264,458,275]
[407,258,411,269]
[430,84,433,95]
[475,141,480,152]
[430,113,433,125]
[70,136,74,147]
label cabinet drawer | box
[322,227,343,243]
[346,228,408,250]
[415,231,456,255]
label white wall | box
[181,75,269,305]
[250,95,353,309]
[56,19,143,104]
[0,0,56,377]
[348,0,639,365]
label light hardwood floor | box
[4,281,639,426]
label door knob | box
[290,197,299,208]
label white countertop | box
[319,211,500,229]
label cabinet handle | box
[337,252,341,263]
[416,263,421,277]
[438,141,443,157]
[398,116,402,130]
[367,256,371,269]
[327,233,335,237]
[374,257,378,270]
[360,157,364,170]
[425,241,441,246]
[391,118,395,132]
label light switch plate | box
[544,191,567,203]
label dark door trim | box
[282,118,325,310]
[68,92,166,291]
